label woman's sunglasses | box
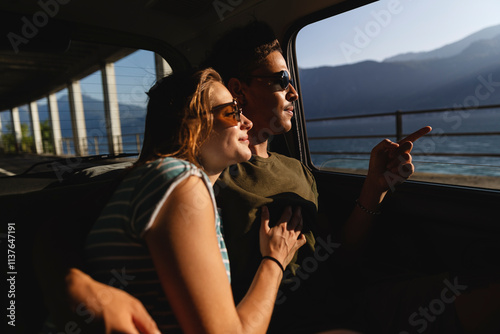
[211,98,242,126]
[244,70,293,91]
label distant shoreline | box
[324,168,500,190]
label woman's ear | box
[227,77,247,105]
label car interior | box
[1,0,499,333]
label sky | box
[70,50,157,107]
[296,0,500,68]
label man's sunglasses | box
[211,98,242,126]
[244,70,293,91]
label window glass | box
[114,50,158,153]
[0,112,13,153]
[0,49,161,157]
[296,0,500,189]
[55,88,74,155]
[79,71,107,155]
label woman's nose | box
[240,113,253,130]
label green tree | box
[41,120,54,153]
[20,123,34,152]
[0,123,35,153]
[1,124,17,153]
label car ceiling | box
[0,0,369,112]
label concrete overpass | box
[0,17,172,157]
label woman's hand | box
[259,206,307,268]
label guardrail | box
[59,133,143,155]
[306,103,500,158]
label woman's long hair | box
[136,68,222,168]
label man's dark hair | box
[202,21,282,83]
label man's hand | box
[342,127,432,252]
[366,126,432,193]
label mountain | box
[300,27,500,120]
[384,24,500,62]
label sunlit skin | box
[228,51,299,157]
[200,82,253,184]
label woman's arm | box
[145,176,305,334]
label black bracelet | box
[262,256,285,273]
[355,199,381,215]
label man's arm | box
[340,127,432,255]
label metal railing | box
[0,131,143,156]
[59,133,143,156]
[306,103,500,158]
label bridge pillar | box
[47,94,63,156]
[29,101,43,154]
[68,81,88,156]
[10,107,22,153]
[0,113,3,151]
[101,62,122,155]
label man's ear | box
[227,77,247,105]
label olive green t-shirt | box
[215,152,318,302]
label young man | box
[203,21,431,333]
[207,22,499,334]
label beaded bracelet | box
[355,199,381,215]
[262,256,285,273]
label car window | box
[0,49,168,157]
[295,0,500,190]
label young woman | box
[82,68,306,333]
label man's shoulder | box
[244,152,314,180]
[245,151,305,168]
[219,152,313,184]
[268,151,304,165]
[268,152,313,176]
